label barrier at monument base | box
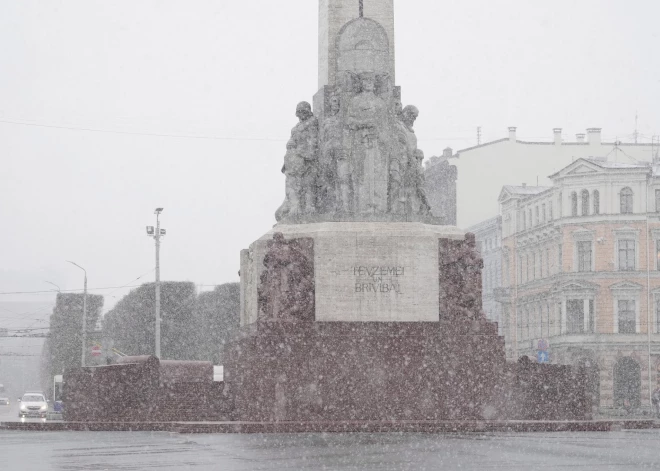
[223,321,593,423]
[62,356,229,422]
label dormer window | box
[593,190,600,215]
[581,190,590,216]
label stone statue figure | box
[318,93,343,213]
[345,73,390,214]
[399,105,422,214]
[412,149,431,215]
[275,102,319,221]
[257,233,315,322]
[389,98,409,214]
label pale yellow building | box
[496,157,660,410]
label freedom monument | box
[224,0,510,422]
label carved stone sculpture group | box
[275,73,432,223]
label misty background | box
[1,0,658,374]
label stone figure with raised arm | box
[345,72,390,214]
[275,102,319,221]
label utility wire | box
[0,118,286,142]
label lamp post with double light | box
[146,208,166,359]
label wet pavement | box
[1,428,660,470]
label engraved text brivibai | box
[275,5,439,225]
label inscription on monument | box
[353,265,405,294]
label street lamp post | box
[146,208,166,359]
[66,261,87,367]
[44,281,61,293]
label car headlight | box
[20,404,27,411]
[40,405,48,411]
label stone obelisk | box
[318,0,395,88]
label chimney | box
[522,183,527,188]
[553,128,562,146]
[576,133,586,143]
[587,128,602,146]
[442,147,453,159]
[509,127,517,142]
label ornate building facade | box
[467,216,502,333]
[495,157,660,410]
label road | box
[1,428,660,470]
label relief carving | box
[439,233,485,321]
[258,233,315,322]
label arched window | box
[593,190,600,215]
[620,187,633,214]
[571,192,578,216]
[581,190,590,216]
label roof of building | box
[584,158,649,170]
[502,185,552,195]
[548,157,656,179]
[456,138,657,156]
[467,215,501,233]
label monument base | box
[223,319,506,422]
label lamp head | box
[154,207,164,214]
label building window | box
[571,192,578,216]
[656,189,660,213]
[581,190,589,216]
[656,299,660,333]
[577,241,593,272]
[522,211,526,230]
[620,187,633,214]
[532,253,536,279]
[546,248,550,275]
[618,300,636,334]
[526,307,531,339]
[529,209,532,227]
[526,254,530,282]
[589,300,595,333]
[539,250,544,277]
[567,299,584,334]
[618,239,636,271]
[535,206,539,225]
[549,203,553,220]
[558,244,563,273]
[593,190,600,215]
[558,192,562,218]
[542,204,546,223]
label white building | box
[451,128,658,228]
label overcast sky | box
[1,0,659,322]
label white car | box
[18,393,48,418]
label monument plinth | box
[227,0,506,422]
